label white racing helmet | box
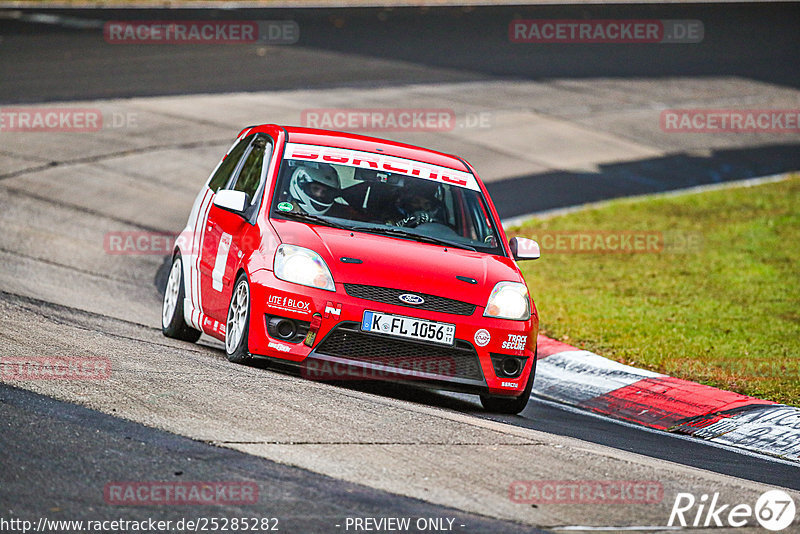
[288,163,340,215]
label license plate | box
[361,311,456,346]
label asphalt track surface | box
[3,4,800,217]
[1,5,800,532]
[0,383,546,534]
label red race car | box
[162,125,541,414]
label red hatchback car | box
[162,125,541,414]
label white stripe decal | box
[191,190,212,330]
[211,232,232,292]
[190,191,205,312]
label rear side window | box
[231,135,271,202]
[208,134,252,192]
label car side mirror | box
[213,190,250,215]
[509,236,540,260]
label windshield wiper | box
[350,225,476,251]
[278,211,350,231]
[279,213,477,251]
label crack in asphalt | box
[92,159,206,189]
[0,148,52,163]
[0,138,231,181]
[124,101,251,131]
[0,246,146,286]
[0,290,192,353]
[0,185,176,233]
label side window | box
[230,135,271,202]
[208,134,253,192]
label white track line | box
[552,527,683,532]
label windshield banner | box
[283,142,480,191]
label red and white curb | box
[534,336,800,462]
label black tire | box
[225,273,252,364]
[162,254,202,342]
[480,351,537,415]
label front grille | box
[314,322,484,381]
[344,284,476,316]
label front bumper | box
[305,321,487,389]
[248,269,538,396]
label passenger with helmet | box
[286,162,342,216]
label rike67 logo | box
[669,490,796,531]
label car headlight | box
[274,244,335,291]
[483,282,530,320]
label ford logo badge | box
[398,293,425,305]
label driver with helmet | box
[388,180,445,228]
[286,162,342,216]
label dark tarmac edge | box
[0,382,549,534]
[333,380,800,492]
[2,3,799,106]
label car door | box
[199,134,272,326]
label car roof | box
[252,124,471,173]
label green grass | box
[511,176,800,406]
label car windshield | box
[270,143,504,255]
